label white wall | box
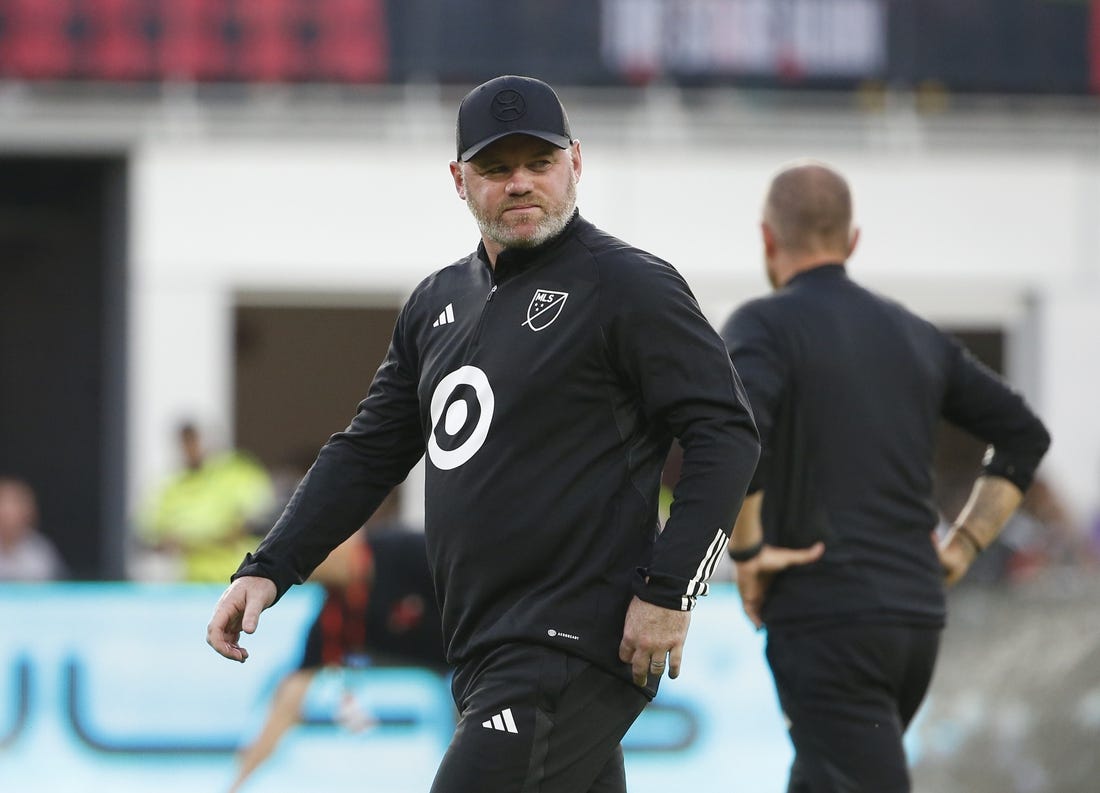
[127,118,1100,528]
[1037,288,1100,527]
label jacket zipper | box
[467,283,498,352]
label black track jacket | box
[236,213,760,691]
[721,264,1050,628]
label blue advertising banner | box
[0,583,796,792]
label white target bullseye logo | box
[427,365,495,470]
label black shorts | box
[430,643,648,793]
[765,621,941,793]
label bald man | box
[720,161,1050,792]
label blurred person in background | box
[722,160,1051,793]
[208,74,759,793]
[227,494,443,793]
[137,421,275,583]
[0,476,67,581]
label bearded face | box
[456,136,581,255]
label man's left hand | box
[618,596,691,687]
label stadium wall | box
[128,122,1098,529]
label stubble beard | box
[466,171,577,251]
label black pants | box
[430,643,648,793]
[765,622,941,793]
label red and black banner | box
[0,0,1091,93]
[0,0,387,82]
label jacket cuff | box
[231,552,300,605]
[981,446,1038,494]
[632,568,702,612]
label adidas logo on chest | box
[433,303,455,327]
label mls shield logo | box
[522,289,569,332]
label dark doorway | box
[234,302,401,487]
[0,156,128,580]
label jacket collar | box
[476,209,582,282]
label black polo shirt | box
[721,264,1050,627]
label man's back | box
[723,160,1050,793]
[723,264,1048,626]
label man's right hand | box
[206,576,277,663]
[734,543,824,629]
[936,529,979,587]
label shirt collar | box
[785,262,847,288]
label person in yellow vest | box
[139,422,275,583]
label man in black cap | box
[207,75,760,792]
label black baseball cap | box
[456,75,573,162]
